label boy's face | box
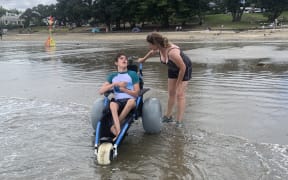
[115,55,127,68]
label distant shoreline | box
[2,29,288,42]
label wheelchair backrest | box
[127,64,138,72]
[127,64,143,89]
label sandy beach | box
[2,28,288,42]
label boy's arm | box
[98,82,114,95]
[98,81,128,95]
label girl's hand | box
[138,50,158,63]
[138,57,145,63]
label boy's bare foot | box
[110,125,120,141]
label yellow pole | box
[45,16,56,47]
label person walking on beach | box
[138,32,192,128]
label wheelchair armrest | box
[139,88,150,96]
[104,90,114,97]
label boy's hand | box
[114,81,127,88]
[118,82,127,88]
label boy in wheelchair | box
[92,53,161,164]
[98,53,140,141]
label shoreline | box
[2,29,288,42]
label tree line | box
[1,0,288,30]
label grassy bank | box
[202,13,268,30]
[7,12,288,34]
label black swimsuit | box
[160,48,192,81]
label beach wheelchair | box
[90,57,162,165]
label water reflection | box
[45,46,56,54]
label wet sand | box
[2,28,288,42]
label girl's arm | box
[138,49,158,63]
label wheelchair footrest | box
[100,137,113,143]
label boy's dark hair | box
[114,52,127,62]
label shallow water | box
[0,40,288,179]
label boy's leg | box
[109,101,121,138]
[110,126,117,137]
[119,99,136,123]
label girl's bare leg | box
[176,81,188,122]
[166,79,177,117]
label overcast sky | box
[0,0,57,11]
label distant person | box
[274,19,278,28]
[99,53,140,140]
[0,28,2,40]
[138,32,192,128]
[175,26,182,31]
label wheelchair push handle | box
[127,56,143,77]
[139,63,143,76]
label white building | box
[0,12,24,26]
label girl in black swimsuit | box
[138,32,192,128]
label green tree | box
[138,0,178,27]
[56,0,92,27]
[92,0,113,30]
[257,0,288,22]
[21,3,57,27]
[20,8,33,28]
[121,0,142,29]
[224,0,246,22]
[138,0,209,28]
[0,6,7,17]
[177,0,209,25]
[111,0,127,29]
[221,0,263,22]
